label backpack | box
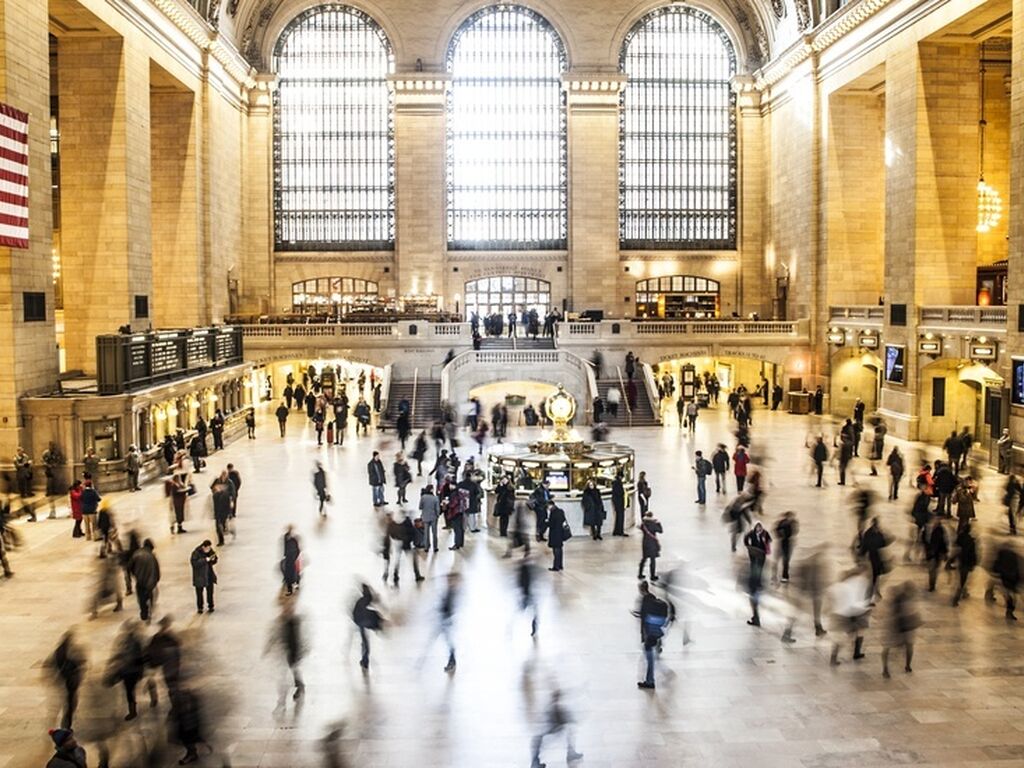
[643,597,670,639]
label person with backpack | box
[693,451,713,505]
[638,511,663,581]
[634,580,671,690]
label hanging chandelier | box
[976,43,1002,234]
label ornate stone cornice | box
[148,0,257,91]
[562,74,627,110]
[388,74,451,113]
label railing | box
[379,363,393,419]
[431,323,466,337]
[411,368,419,423]
[640,362,663,425]
[829,305,885,322]
[239,318,809,349]
[919,306,1008,329]
[615,365,633,427]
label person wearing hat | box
[190,540,218,614]
[45,727,87,768]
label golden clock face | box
[546,389,575,422]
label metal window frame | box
[273,5,396,251]
[618,6,738,251]
[445,5,569,251]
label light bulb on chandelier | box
[975,45,1003,234]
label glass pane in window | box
[619,7,737,249]
[274,7,395,250]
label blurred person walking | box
[313,461,329,517]
[267,599,306,704]
[49,631,85,729]
[634,580,671,690]
[128,538,160,622]
[352,583,383,670]
[530,689,582,768]
[282,525,301,596]
[881,582,920,677]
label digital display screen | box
[1013,358,1024,407]
[545,471,569,491]
[884,344,905,384]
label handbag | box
[562,521,573,540]
[186,483,197,497]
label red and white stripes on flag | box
[0,103,29,249]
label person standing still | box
[547,502,568,572]
[367,451,386,507]
[419,485,441,552]
[190,540,218,614]
[638,511,663,581]
[693,451,712,505]
[732,445,750,493]
[275,402,289,438]
[611,472,627,536]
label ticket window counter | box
[83,419,121,460]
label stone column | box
[564,75,625,316]
[734,76,767,317]
[881,43,979,438]
[390,75,449,302]
[1009,0,1024,446]
[59,36,152,372]
[242,75,274,313]
[0,0,59,456]
[151,84,201,328]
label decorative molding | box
[388,74,450,112]
[274,253,395,263]
[447,252,568,263]
[562,74,627,110]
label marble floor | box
[3,400,1024,768]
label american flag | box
[0,103,29,249]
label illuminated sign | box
[859,334,879,349]
[918,340,941,355]
[826,331,845,345]
[970,344,997,361]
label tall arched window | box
[273,6,394,250]
[446,6,568,250]
[620,7,737,250]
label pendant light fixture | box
[977,41,1003,234]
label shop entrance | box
[650,355,779,421]
[829,348,881,417]
[469,381,559,429]
[918,359,1004,459]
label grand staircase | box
[477,336,556,351]
[382,379,442,430]
[594,377,660,426]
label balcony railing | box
[919,306,1007,330]
[828,306,885,326]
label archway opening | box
[469,381,559,428]
[829,347,882,417]
[918,358,1004,455]
[464,276,551,321]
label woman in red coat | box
[69,480,84,538]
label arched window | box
[446,6,568,250]
[464,276,551,320]
[635,275,720,318]
[273,6,394,250]
[620,7,737,250]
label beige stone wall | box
[0,0,60,457]
[58,35,153,372]
[825,91,885,306]
[151,83,201,328]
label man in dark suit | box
[190,540,218,614]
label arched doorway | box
[918,358,1004,448]
[829,347,881,417]
[464,276,551,320]
[634,275,720,318]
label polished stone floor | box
[3,397,1023,768]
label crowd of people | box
[9,350,1023,768]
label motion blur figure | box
[267,599,306,706]
[438,572,462,672]
[881,582,920,677]
[504,500,532,559]
[381,512,423,586]
[952,521,978,607]
[924,517,950,592]
[634,580,672,689]
[517,556,540,637]
[791,547,829,638]
[986,544,1022,620]
[103,620,151,721]
[313,461,329,517]
[146,615,182,696]
[829,566,872,666]
[91,547,124,618]
[281,525,301,596]
[351,583,383,670]
[169,684,208,765]
[49,630,86,729]
[530,689,582,768]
